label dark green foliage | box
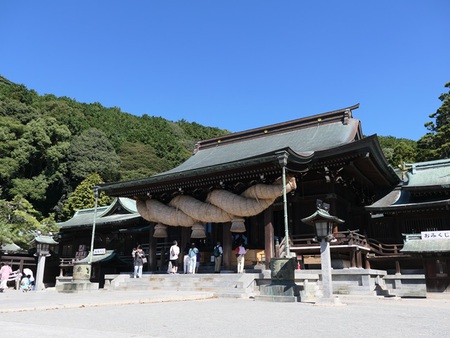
[378,136,417,167]
[67,128,121,185]
[62,173,112,219]
[117,142,170,181]
[417,82,450,161]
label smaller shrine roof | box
[366,159,450,214]
[58,197,141,229]
[401,239,450,253]
[403,159,450,189]
[77,250,116,264]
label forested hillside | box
[0,75,229,227]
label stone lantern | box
[301,200,344,305]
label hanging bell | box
[153,223,168,238]
[230,218,246,233]
[191,223,206,238]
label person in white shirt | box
[188,243,199,274]
[169,240,180,274]
[236,243,248,273]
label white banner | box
[93,248,106,255]
[421,231,450,240]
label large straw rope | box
[169,195,234,223]
[136,177,297,226]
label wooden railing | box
[278,230,395,258]
[366,238,403,256]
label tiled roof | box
[366,159,450,213]
[58,197,140,229]
[401,239,450,253]
[101,105,389,196]
[404,159,450,188]
[161,110,360,175]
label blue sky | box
[1,1,449,141]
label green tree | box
[118,142,169,181]
[392,141,416,166]
[417,82,450,161]
[63,173,112,219]
[67,128,121,184]
[0,196,41,250]
[378,136,417,167]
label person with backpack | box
[213,241,223,273]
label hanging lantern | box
[230,218,246,233]
[191,223,206,238]
[153,223,168,238]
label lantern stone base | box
[55,280,99,293]
[254,257,300,302]
[255,283,301,302]
[314,296,343,306]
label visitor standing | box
[188,243,199,274]
[213,242,223,273]
[132,246,145,278]
[0,262,13,292]
[169,240,180,274]
[183,243,190,274]
[195,250,201,273]
[23,268,35,290]
[20,274,31,292]
[236,243,248,273]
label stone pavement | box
[0,287,216,313]
[1,287,450,338]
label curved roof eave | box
[99,149,313,197]
[314,135,400,187]
[366,198,450,213]
[100,106,364,195]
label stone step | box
[111,273,258,298]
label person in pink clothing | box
[0,262,13,292]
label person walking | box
[132,246,145,278]
[213,242,223,273]
[169,240,180,274]
[0,262,13,292]
[236,243,248,274]
[188,243,199,274]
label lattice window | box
[402,217,444,234]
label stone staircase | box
[104,273,260,299]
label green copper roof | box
[58,197,140,229]
[101,105,401,197]
[366,159,450,213]
[160,113,360,176]
[401,239,450,253]
[77,250,116,264]
[404,159,450,188]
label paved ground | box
[0,288,449,338]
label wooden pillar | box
[395,260,401,275]
[223,222,232,270]
[180,227,190,252]
[350,250,356,268]
[148,223,157,272]
[264,207,274,266]
[365,255,371,269]
[356,249,363,268]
